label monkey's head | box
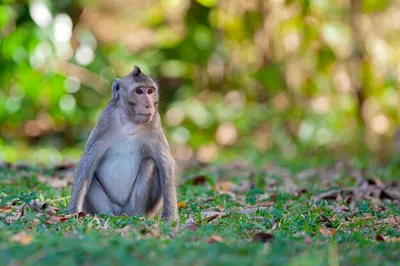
[112,66,159,124]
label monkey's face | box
[129,86,158,123]
[114,67,160,124]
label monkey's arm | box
[68,114,111,213]
[158,154,178,220]
[156,133,178,220]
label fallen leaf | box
[11,232,33,245]
[387,237,400,243]
[215,181,235,192]
[319,227,337,237]
[375,234,385,242]
[29,199,47,213]
[382,216,400,228]
[234,207,270,215]
[207,234,224,244]
[317,215,333,228]
[252,232,274,243]
[313,189,341,201]
[215,205,225,212]
[189,175,207,186]
[75,211,86,218]
[0,206,12,213]
[47,208,57,216]
[337,205,351,212]
[200,211,228,220]
[202,214,220,223]
[177,202,188,209]
[270,194,278,201]
[45,215,69,224]
[4,204,26,224]
[181,222,199,232]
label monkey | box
[67,66,178,220]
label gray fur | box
[68,68,178,220]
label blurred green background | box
[0,0,399,164]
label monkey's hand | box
[162,206,178,221]
[67,202,79,214]
[161,180,178,221]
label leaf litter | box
[1,159,399,249]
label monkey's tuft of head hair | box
[131,66,141,76]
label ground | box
[0,155,399,265]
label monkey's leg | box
[85,176,118,215]
[123,157,162,217]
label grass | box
[0,155,399,266]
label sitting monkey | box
[68,66,178,220]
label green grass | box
[0,156,399,266]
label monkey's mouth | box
[138,113,152,116]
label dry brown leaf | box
[45,215,69,224]
[215,181,235,192]
[338,205,350,212]
[0,206,12,213]
[207,234,224,244]
[177,202,188,209]
[29,199,47,213]
[313,190,341,201]
[387,237,400,243]
[382,216,400,228]
[189,175,207,186]
[200,211,227,220]
[319,227,337,237]
[75,211,87,218]
[236,207,270,215]
[375,234,385,242]
[4,204,26,224]
[47,208,57,216]
[64,211,86,219]
[317,215,333,228]
[11,232,33,245]
[215,205,225,212]
[270,194,278,201]
[252,232,274,243]
[181,222,199,232]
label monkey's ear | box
[112,78,120,99]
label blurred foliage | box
[0,0,400,163]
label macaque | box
[68,66,178,220]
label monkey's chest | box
[95,139,142,206]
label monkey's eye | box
[147,88,153,95]
[135,88,143,94]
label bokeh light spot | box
[59,94,76,112]
[75,45,95,65]
[29,1,52,28]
